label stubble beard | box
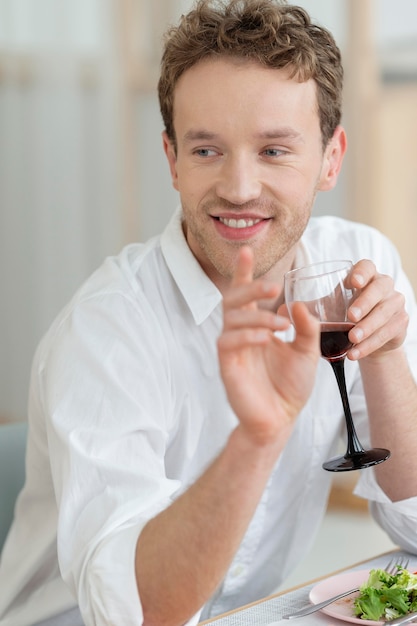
[182,197,313,281]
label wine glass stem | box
[329,359,365,456]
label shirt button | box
[231,564,246,578]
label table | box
[200,549,417,625]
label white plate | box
[309,569,384,625]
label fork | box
[282,556,410,619]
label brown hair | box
[158,0,343,150]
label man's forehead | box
[172,58,319,137]
[173,57,318,106]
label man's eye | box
[263,148,284,157]
[194,148,217,157]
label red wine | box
[320,322,354,361]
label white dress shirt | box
[1,209,417,626]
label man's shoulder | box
[78,235,164,300]
[304,215,393,261]
[42,237,165,337]
[307,214,378,236]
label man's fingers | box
[290,302,320,351]
[223,281,281,312]
[231,246,254,287]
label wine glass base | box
[322,448,391,472]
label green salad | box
[355,567,417,621]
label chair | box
[0,421,28,553]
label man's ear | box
[317,126,347,191]
[162,131,179,191]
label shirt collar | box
[161,207,222,326]
[293,234,312,269]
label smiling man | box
[163,57,345,289]
[1,1,417,626]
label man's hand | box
[344,260,417,502]
[217,246,320,447]
[346,259,409,361]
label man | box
[1,1,417,625]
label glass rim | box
[284,259,353,281]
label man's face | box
[164,57,345,287]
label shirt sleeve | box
[352,233,417,555]
[78,521,203,625]
[354,469,417,554]
[37,289,203,625]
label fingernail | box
[352,327,363,342]
[349,307,361,321]
[349,348,360,360]
[353,273,365,287]
[274,314,287,322]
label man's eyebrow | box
[182,128,304,143]
[183,130,219,143]
[258,128,304,142]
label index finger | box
[231,246,254,287]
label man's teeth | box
[218,217,262,229]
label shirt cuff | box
[81,521,144,624]
[355,466,417,513]
[79,520,204,625]
[354,467,417,554]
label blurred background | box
[0,0,416,583]
[1,0,417,424]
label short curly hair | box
[158,0,343,150]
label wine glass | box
[284,260,390,472]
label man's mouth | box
[217,217,263,229]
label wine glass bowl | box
[284,260,390,472]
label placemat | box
[202,550,416,625]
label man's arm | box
[347,260,417,501]
[135,247,320,626]
[136,427,283,626]
[359,349,417,501]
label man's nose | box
[215,155,262,205]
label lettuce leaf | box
[354,587,385,621]
[354,567,417,621]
